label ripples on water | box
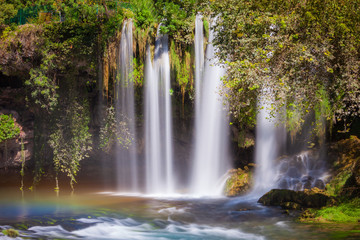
[24,217,264,240]
[0,190,359,240]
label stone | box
[224,167,253,197]
[258,188,335,209]
[303,180,312,190]
[280,202,302,210]
[314,179,325,189]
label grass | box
[315,198,360,223]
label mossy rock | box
[258,188,335,209]
[299,198,360,223]
[224,165,254,197]
[2,229,19,238]
[280,202,302,210]
[327,135,360,198]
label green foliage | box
[315,198,360,223]
[203,18,209,39]
[170,41,191,90]
[25,68,59,112]
[99,106,133,152]
[212,0,360,134]
[326,170,352,197]
[0,114,20,143]
[132,0,156,29]
[48,99,92,190]
[131,57,144,87]
[2,228,19,238]
[155,0,196,45]
[0,0,17,26]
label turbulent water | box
[144,26,174,194]
[115,20,139,192]
[1,190,358,240]
[190,17,231,196]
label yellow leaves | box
[249,84,259,91]
[279,78,284,86]
[327,67,334,73]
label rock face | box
[327,135,360,199]
[0,88,34,169]
[0,24,42,78]
[224,165,253,197]
[258,188,335,209]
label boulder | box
[327,135,360,199]
[258,188,335,209]
[224,166,253,197]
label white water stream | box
[144,26,174,194]
[115,20,138,192]
[190,17,230,196]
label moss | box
[2,229,19,238]
[326,136,360,198]
[325,170,352,196]
[225,167,253,197]
[14,223,28,230]
[314,198,360,223]
[259,188,334,209]
[203,18,209,40]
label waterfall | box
[190,17,230,196]
[115,20,138,192]
[251,93,279,196]
[194,15,205,119]
[144,26,174,194]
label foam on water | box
[24,217,264,240]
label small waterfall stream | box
[115,20,138,192]
[144,26,174,194]
[251,93,279,196]
[190,17,230,196]
[251,93,328,196]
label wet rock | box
[224,166,253,197]
[280,202,302,210]
[301,175,314,183]
[327,136,360,199]
[294,183,303,191]
[258,188,335,209]
[314,179,325,189]
[303,180,312,190]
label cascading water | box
[115,20,138,192]
[251,93,280,196]
[194,15,205,120]
[276,151,328,190]
[144,26,174,194]
[251,95,329,197]
[190,17,230,196]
